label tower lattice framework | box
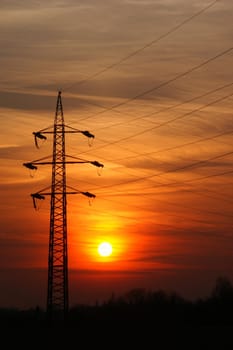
[47,91,68,319]
[23,91,103,321]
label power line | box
[108,90,233,148]
[74,192,227,227]
[88,147,233,192]
[128,167,233,197]
[88,151,233,206]
[113,129,233,163]
[88,172,233,222]
[63,0,220,92]
[93,81,233,134]
[72,89,233,156]
[143,148,233,181]
[74,45,233,124]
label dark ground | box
[1,277,233,347]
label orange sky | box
[0,0,233,309]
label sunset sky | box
[1,0,233,309]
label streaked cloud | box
[0,0,233,308]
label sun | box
[98,242,113,257]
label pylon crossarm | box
[81,191,96,198]
[31,192,45,200]
[39,130,82,134]
[31,192,45,210]
[24,156,104,168]
[24,158,89,167]
[36,126,94,138]
[67,185,96,199]
[33,183,96,197]
[23,155,51,169]
[80,130,95,139]
[32,125,95,151]
[37,191,83,195]
[33,161,90,165]
[90,160,104,176]
[30,190,79,210]
[65,125,95,139]
[23,162,37,170]
[90,160,104,168]
[31,189,95,209]
[67,155,104,168]
[33,132,47,149]
[81,191,96,205]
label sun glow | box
[98,242,113,257]
[70,211,131,267]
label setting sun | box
[98,242,113,257]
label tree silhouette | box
[211,276,233,300]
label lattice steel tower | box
[47,90,68,319]
[23,91,103,321]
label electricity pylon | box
[23,91,103,321]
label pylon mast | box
[47,91,68,320]
[23,90,104,323]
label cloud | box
[0,0,94,10]
[1,0,232,105]
[0,89,104,111]
[122,154,233,173]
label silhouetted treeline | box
[1,276,233,329]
